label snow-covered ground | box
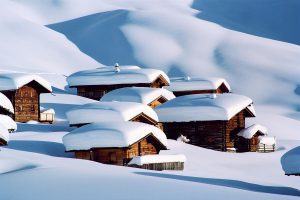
[0,0,300,199]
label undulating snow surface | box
[66,101,158,126]
[100,87,175,105]
[128,154,187,165]
[0,0,300,199]
[0,115,17,131]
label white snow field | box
[0,0,300,200]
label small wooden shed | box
[237,124,268,152]
[67,65,170,100]
[66,101,159,128]
[100,87,175,108]
[0,73,52,122]
[40,107,55,124]
[164,77,231,97]
[257,136,276,153]
[155,93,255,152]
[63,122,168,166]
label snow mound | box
[63,121,168,151]
[0,123,9,143]
[238,124,267,139]
[281,146,300,175]
[128,154,186,165]
[165,77,231,92]
[0,115,17,131]
[0,73,52,92]
[66,101,158,126]
[155,93,254,122]
[259,136,276,145]
[0,92,14,114]
[67,65,170,87]
[100,87,175,105]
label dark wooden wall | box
[129,162,184,171]
[0,138,7,145]
[0,107,13,118]
[173,83,229,97]
[162,111,246,151]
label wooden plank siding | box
[73,76,169,100]
[129,162,184,171]
[173,83,229,97]
[148,96,168,108]
[162,110,247,152]
[0,138,7,146]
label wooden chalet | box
[0,73,52,122]
[100,87,175,108]
[67,65,170,100]
[164,77,231,97]
[62,122,168,166]
[237,124,268,152]
[155,93,256,152]
[67,101,160,128]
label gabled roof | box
[63,122,168,151]
[67,66,170,87]
[238,124,267,139]
[0,73,52,92]
[66,101,158,126]
[100,87,175,105]
[155,93,255,122]
[164,77,231,92]
[0,92,14,114]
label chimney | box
[115,63,120,72]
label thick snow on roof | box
[0,115,17,131]
[155,93,254,122]
[0,92,14,114]
[238,124,267,139]
[100,87,175,105]
[67,101,158,125]
[128,154,186,165]
[63,122,168,151]
[164,77,231,92]
[67,66,170,87]
[0,123,9,143]
[0,73,52,92]
[259,136,276,145]
[40,107,55,114]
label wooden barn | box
[62,122,168,166]
[155,93,256,152]
[66,101,160,128]
[0,73,52,122]
[100,87,175,108]
[67,65,170,100]
[0,123,10,145]
[164,77,231,97]
[237,124,268,152]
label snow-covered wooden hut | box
[0,92,14,117]
[0,114,17,133]
[39,107,55,124]
[155,93,255,152]
[164,77,231,97]
[237,124,268,152]
[63,122,168,166]
[0,123,9,145]
[66,101,159,128]
[257,136,276,153]
[0,73,52,122]
[67,65,170,100]
[100,87,175,108]
[128,154,186,171]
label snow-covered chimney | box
[115,63,120,72]
[211,93,217,99]
[184,76,191,81]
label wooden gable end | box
[148,95,168,108]
[130,112,158,126]
[150,75,169,88]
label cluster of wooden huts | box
[0,65,276,171]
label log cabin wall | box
[162,111,246,151]
[148,96,167,108]
[173,84,229,97]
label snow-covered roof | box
[63,122,168,151]
[0,123,9,143]
[238,124,267,139]
[67,66,170,87]
[0,92,14,114]
[164,77,231,92]
[66,101,159,126]
[40,107,55,114]
[0,73,52,92]
[155,93,255,122]
[0,115,17,131]
[100,87,175,105]
[259,136,276,145]
[128,154,186,165]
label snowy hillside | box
[0,0,300,200]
